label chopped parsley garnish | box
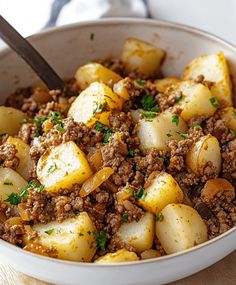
[93,102,105,116]
[141,94,158,112]
[90,32,94,40]
[34,130,40,137]
[33,111,64,132]
[136,80,145,86]
[47,163,57,173]
[230,129,236,137]
[56,124,65,133]
[134,187,145,199]
[33,117,47,126]
[95,121,105,132]
[209,97,220,108]
[126,188,133,194]
[4,180,45,205]
[176,131,187,139]
[143,111,158,118]
[94,121,114,143]
[192,124,202,130]
[156,213,164,222]
[175,94,183,103]
[171,114,179,126]
[4,193,21,205]
[45,229,54,235]
[95,229,106,252]
[3,181,13,186]
[166,133,172,138]
[141,191,147,201]
[103,128,114,143]
[122,214,129,222]
[127,149,135,157]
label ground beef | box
[0,224,25,245]
[18,123,38,145]
[222,138,236,180]
[0,143,19,170]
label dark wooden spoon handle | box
[0,15,64,91]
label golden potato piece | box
[137,110,188,150]
[154,77,180,93]
[7,137,34,180]
[138,172,183,214]
[0,168,27,201]
[95,249,139,263]
[155,204,208,254]
[37,141,93,192]
[122,38,165,77]
[169,81,217,121]
[113,79,130,101]
[182,52,233,106]
[31,212,96,262]
[68,82,123,126]
[220,107,236,132]
[0,106,27,136]
[117,212,155,253]
[75,63,122,89]
[186,135,221,176]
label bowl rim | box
[0,17,235,267]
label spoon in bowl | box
[0,15,65,91]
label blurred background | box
[1,0,236,46]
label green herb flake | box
[176,131,187,139]
[33,117,47,126]
[127,149,135,158]
[94,121,105,132]
[209,97,220,108]
[45,229,54,235]
[143,111,158,118]
[36,184,45,193]
[192,124,202,130]
[93,102,105,116]
[156,213,164,222]
[34,130,40,137]
[47,163,57,173]
[3,181,13,186]
[56,124,65,133]
[126,188,133,194]
[136,80,145,86]
[141,94,158,112]
[90,33,94,40]
[4,193,21,205]
[175,94,183,103]
[166,133,172,138]
[141,191,147,201]
[134,187,145,199]
[230,129,236,137]
[95,229,106,252]
[122,214,129,222]
[103,128,114,143]
[171,114,179,126]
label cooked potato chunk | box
[0,168,27,201]
[68,82,123,126]
[156,204,208,254]
[117,212,154,253]
[0,106,27,136]
[141,249,161,260]
[37,141,93,192]
[186,135,221,176]
[182,52,232,106]
[75,63,122,89]
[7,137,34,180]
[113,79,130,101]
[138,172,183,214]
[169,81,217,121]
[137,110,188,150]
[95,249,139,263]
[154,77,180,93]
[220,107,236,131]
[121,38,165,77]
[32,212,96,262]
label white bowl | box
[0,18,235,285]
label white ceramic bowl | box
[0,18,235,285]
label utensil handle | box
[0,15,64,91]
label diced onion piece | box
[201,178,235,203]
[141,249,161,260]
[94,249,139,263]
[156,204,208,254]
[80,167,114,197]
[87,149,103,171]
[18,203,31,221]
[113,79,130,101]
[186,135,221,176]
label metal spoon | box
[0,15,65,91]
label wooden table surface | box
[0,251,235,285]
